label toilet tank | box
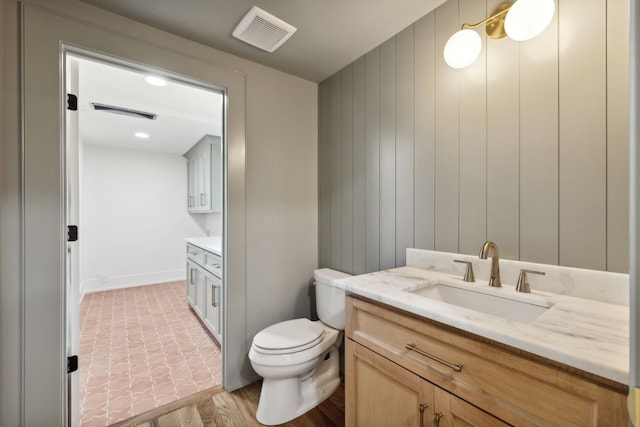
[314,268,352,330]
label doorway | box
[65,53,226,425]
[20,5,248,425]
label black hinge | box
[67,355,78,373]
[67,93,78,111]
[67,225,78,242]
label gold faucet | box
[479,241,501,287]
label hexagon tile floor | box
[78,281,222,427]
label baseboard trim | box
[81,269,185,295]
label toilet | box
[248,268,351,425]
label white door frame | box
[21,3,248,425]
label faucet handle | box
[516,269,546,293]
[454,260,475,282]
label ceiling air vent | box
[232,6,297,53]
[90,102,157,120]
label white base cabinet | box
[186,243,222,343]
[203,272,221,342]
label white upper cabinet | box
[184,134,222,213]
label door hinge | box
[67,93,78,111]
[67,225,78,242]
[67,355,78,373]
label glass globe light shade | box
[443,29,482,69]
[505,0,555,41]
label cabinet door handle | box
[405,343,463,372]
[419,403,428,427]
[189,268,195,285]
[434,412,444,427]
[211,284,215,307]
[212,284,219,307]
[200,193,206,206]
[189,195,194,207]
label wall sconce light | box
[444,0,555,69]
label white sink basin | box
[410,282,553,323]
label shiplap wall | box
[318,0,629,275]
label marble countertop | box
[185,236,222,256]
[335,266,629,385]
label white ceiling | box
[78,0,447,83]
[76,57,222,155]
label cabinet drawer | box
[346,296,627,427]
[186,244,204,264]
[204,251,222,277]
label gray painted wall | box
[1,0,317,424]
[319,0,630,275]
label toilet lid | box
[253,318,324,353]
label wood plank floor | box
[109,380,345,427]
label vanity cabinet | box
[186,242,222,343]
[184,134,222,213]
[346,296,628,427]
[347,339,508,427]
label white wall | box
[80,144,206,293]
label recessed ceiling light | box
[144,75,167,87]
[135,132,149,139]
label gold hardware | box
[454,259,475,282]
[630,387,640,426]
[189,268,195,285]
[419,403,428,426]
[189,195,194,207]
[406,343,463,372]
[516,269,546,293]
[434,412,444,427]
[200,193,206,206]
[461,2,512,39]
[479,240,502,287]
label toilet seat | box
[253,318,324,355]
[249,321,340,368]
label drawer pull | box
[419,403,428,427]
[434,412,444,427]
[405,343,463,372]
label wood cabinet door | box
[433,386,511,427]
[346,339,433,427]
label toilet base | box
[255,346,341,425]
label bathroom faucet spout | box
[479,241,501,287]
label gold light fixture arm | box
[461,2,513,39]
